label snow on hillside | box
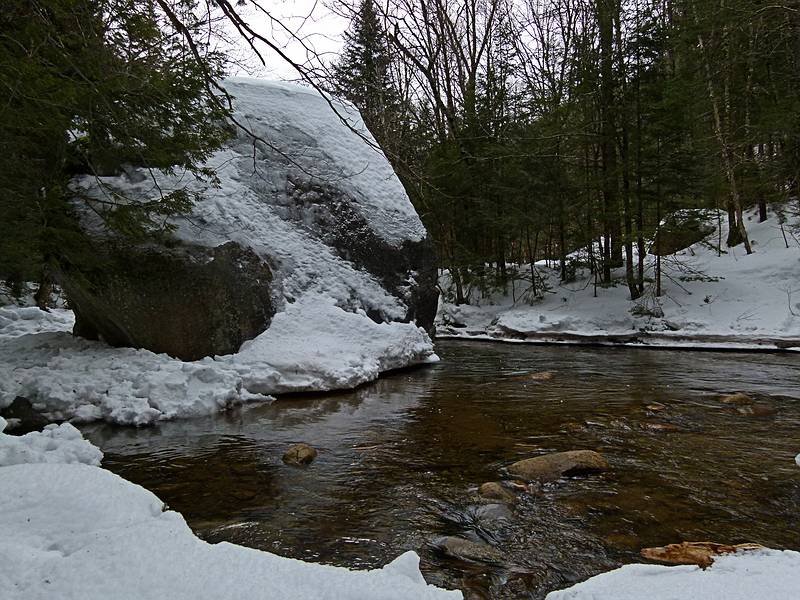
[0,79,437,425]
[438,208,800,350]
[0,422,460,600]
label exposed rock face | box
[56,241,274,361]
[64,79,438,359]
[506,450,609,482]
[284,177,438,330]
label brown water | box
[82,341,800,599]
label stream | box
[82,341,800,599]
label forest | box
[1,2,799,600]
[329,0,800,303]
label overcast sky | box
[232,0,348,81]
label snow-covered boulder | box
[650,209,716,255]
[64,78,438,360]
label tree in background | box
[0,0,230,301]
[332,0,400,148]
[326,0,800,306]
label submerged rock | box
[283,443,318,466]
[720,392,753,405]
[0,397,49,434]
[640,421,681,433]
[478,482,518,504]
[431,536,506,565]
[735,404,776,417]
[506,450,609,482]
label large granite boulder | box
[56,241,274,361]
[65,78,437,359]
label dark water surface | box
[83,342,800,599]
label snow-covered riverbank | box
[545,549,800,599]
[438,209,800,351]
[0,299,435,426]
[3,419,798,599]
[0,417,459,600]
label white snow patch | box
[545,549,800,600]
[0,417,102,467]
[0,463,460,600]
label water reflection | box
[82,342,800,599]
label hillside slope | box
[438,208,800,350]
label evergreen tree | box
[333,0,398,146]
[0,0,230,298]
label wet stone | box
[283,443,318,466]
[506,450,610,483]
[478,482,517,505]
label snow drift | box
[544,549,800,600]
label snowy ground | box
[0,419,460,600]
[545,549,800,599]
[438,208,800,351]
[0,79,437,426]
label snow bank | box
[0,79,437,425]
[439,209,800,350]
[0,296,434,425]
[0,463,460,600]
[545,549,800,600]
[0,305,74,338]
[0,417,102,466]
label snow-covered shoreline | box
[3,419,798,600]
[437,209,800,353]
[436,330,800,352]
[544,549,800,599]
[0,301,436,426]
[0,418,460,600]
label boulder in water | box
[506,450,609,482]
[431,536,506,565]
[478,482,518,504]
